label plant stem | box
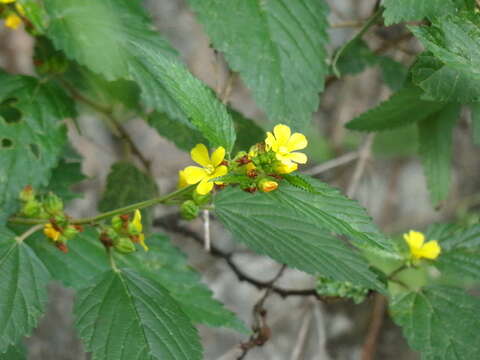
[15,224,44,244]
[387,264,408,280]
[8,185,194,226]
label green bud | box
[44,192,64,215]
[106,227,119,240]
[114,237,136,254]
[19,186,35,202]
[63,225,79,240]
[20,200,43,217]
[316,276,368,304]
[111,215,123,232]
[180,200,200,220]
[192,191,211,206]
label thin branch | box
[347,134,375,198]
[330,20,367,29]
[203,209,211,252]
[15,224,43,244]
[290,304,313,360]
[304,151,359,175]
[361,293,387,360]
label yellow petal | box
[183,166,207,184]
[277,162,298,174]
[210,146,226,167]
[273,124,291,146]
[265,132,276,151]
[139,233,149,251]
[287,133,308,152]
[191,144,211,167]
[404,230,425,250]
[177,170,188,189]
[211,165,228,178]
[285,152,308,164]
[418,240,441,260]
[196,179,214,195]
[132,209,142,233]
[0,0,16,4]
[5,13,21,29]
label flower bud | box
[128,209,143,235]
[192,191,211,206]
[258,179,279,193]
[63,225,79,240]
[19,185,35,202]
[180,200,199,220]
[20,199,43,217]
[111,215,123,232]
[44,192,63,215]
[44,223,61,242]
[114,237,136,254]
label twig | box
[155,214,338,301]
[331,20,367,28]
[347,134,375,198]
[15,224,44,244]
[203,209,211,252]
[304,151,359,175]
[361,293,387,360]
[290,304,313,360]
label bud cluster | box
[100,210,148,254]
[316,276,369,304]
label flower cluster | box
[1,0,25,29]
[178,124,308,196]
[403,230,441,262]
[101,209,148,253]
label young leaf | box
[377,56,408,91]
[186,0,329,130]
[383,0,458,25]
[470,103,480,145]
[99,162,158,228]
[426,224,480,280]
[0,73,74,225]
[117,234,248,333]
[45,0,236,151]
[418,104,460,205]
[214,180,396,291]
[346,86,446,131]
[74,269,202,360]
[0,228,50,352]
[390,286,480,359]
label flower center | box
[205,164,215,175]
[278,146,289,155]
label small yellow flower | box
[4,13,21,29]
[259,180,278,192]
[44,223,61,242]
[183,144,228,195]
[276,162,298,174]
[177,170,189,189]
[404,230,441,261]
[131,209,148,251]
[265,124,308,167]
[0,0,16,4]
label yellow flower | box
[259,180,278,192]
[131,209,148,251]
[276,162,298,174]
[177,170,189,189]
[4,13,21,29]
[183,144,228,195]
[404,230,441,261]
[265,124,308,166]
[44,223,61,242]
[0,0,16,4]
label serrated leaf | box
[383,0,458,25]
[0,343,26,359]
[44,159,87,203]
[346,86,446,131]
[282,174,316,193]
[45,0,236,152]
[470,103,480,145]
[377,56,408,91]
[187,0,329,130]
[0,73,74,225]
[418,104,460,205]
[334,39,377,76]
[0,228,50,352]
[117,234,247,333]
[426,223,480,280]
[214,179,395,291]
[99,162,158,228]
[390,285,480,359]
[74,268,202,360]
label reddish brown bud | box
[221,160,229,166]
[55,242,68,253]
[243,187,257,193]
[247,169,258,178]
[100,232,114,248]
[267,173,283,180]
[120,214,130,222]
[214,183,226,190]
[73,224,84,232]
[236,156,251,165]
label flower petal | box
[419,240,441,260]
[183,166,207,184]
[265,132,276,151]
[404,230,425,250]
[273,124,291,146]
[211,146,226,167]
[287,133,308,151]
[285,152,307,164]
[191,144,211,167]
[196,179,214,195]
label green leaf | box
[99,162,158,228]
[412,53,480,102]
[426,224,480,281]
[74,268,202,360]
[470,103,480,145]
[44,159,87,203]
[214,179,395,291]
[117,234,247,333]
[45,0,236,151]
[418,104,460,204]
[0,228,50,352]
[346,86,446,131]
[334,39,377,76]
[383,0,458,25]
[230,109,265,154]
[0,343,26,360]
[377,56,408,91]
[186,0,329,130]
[390,285,480,359]
[0,73,74,225]
[281,174,316,193]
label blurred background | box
[1,0,479,359]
